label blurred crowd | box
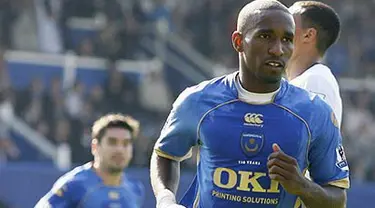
[177,0,375,77]
[0,0,374,182]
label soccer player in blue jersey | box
[35,114,144,208]
[150,0,350,208]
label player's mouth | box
[264,60,285,70]
[111,155,125,163]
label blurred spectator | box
[52,118,70,144]
[64,82,85,118]
[18,79,45,128]
[104,64,138,114]
[2,0,374,75]
[45,78,66,120]
[77,38,95,56]
[94,24,122,59]
[89,85,106,114]
[0,49,10,90]
[0,50,18,163]
[343,91,375,181]
[0,119,19,164]
[35,0,63,53]
[0,88,19,163]
[10,0,39,51]
[138,70,172,115]
[0,0,18,49]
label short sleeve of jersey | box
[308,100,349,189]
[35,176,80,207]
[154,87,201,161]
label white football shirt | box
[290,63,343,127]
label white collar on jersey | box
[234,74,280,104]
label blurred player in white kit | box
[287,1,343,127]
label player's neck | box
[239,67,280,93]
[287,50,321,80]
[93,162,123,186]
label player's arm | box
[150,89,199,208]
[268,144,346,208]
[34,178,78,208]
[297,182,346,208]
[298,109,349,208]
[151,153,182,207]
[268,105,348,207]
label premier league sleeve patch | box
[335,145,349,171]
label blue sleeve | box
[308,105,350,189]
[35,177,79,208]
[154,87,201,161]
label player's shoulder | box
[309,63,332,72]
[311,63,340,87]
[293,63,338,86]
[292,63,340,99]
[282,82,334,122]
[52,163,93,191]
[174,72,236,107]
[282,82,340,142]
[282,81,314,101]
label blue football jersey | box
[155,72,349,208]
[35,163,144,208]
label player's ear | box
[303,28,317,43]
[91,138,99,155]
[232,31,244,53]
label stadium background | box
[0,0,374,207]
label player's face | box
[96,128,133,173]
[234,10,294,83]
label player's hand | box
[156,189,187,208]
[267,143,308,196]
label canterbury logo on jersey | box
[244,113,263,126]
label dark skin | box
[232,10,294,93]
[150,9,346,208]
[268,144,347,208]
[150,153,180,195]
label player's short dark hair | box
[290,1,341,54]
[237,0,290,33]
[91,113,140,143]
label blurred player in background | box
[150,0,349,208]
[287,1,343,126]
[35,114,144,208]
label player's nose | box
[268,40,284,57]
[113,145,126,152]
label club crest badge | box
[241,133,264,157]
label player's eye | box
[282,37,293,43]
[123,140,132,147]
[107,138,117,145]
[259,34,270,39]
